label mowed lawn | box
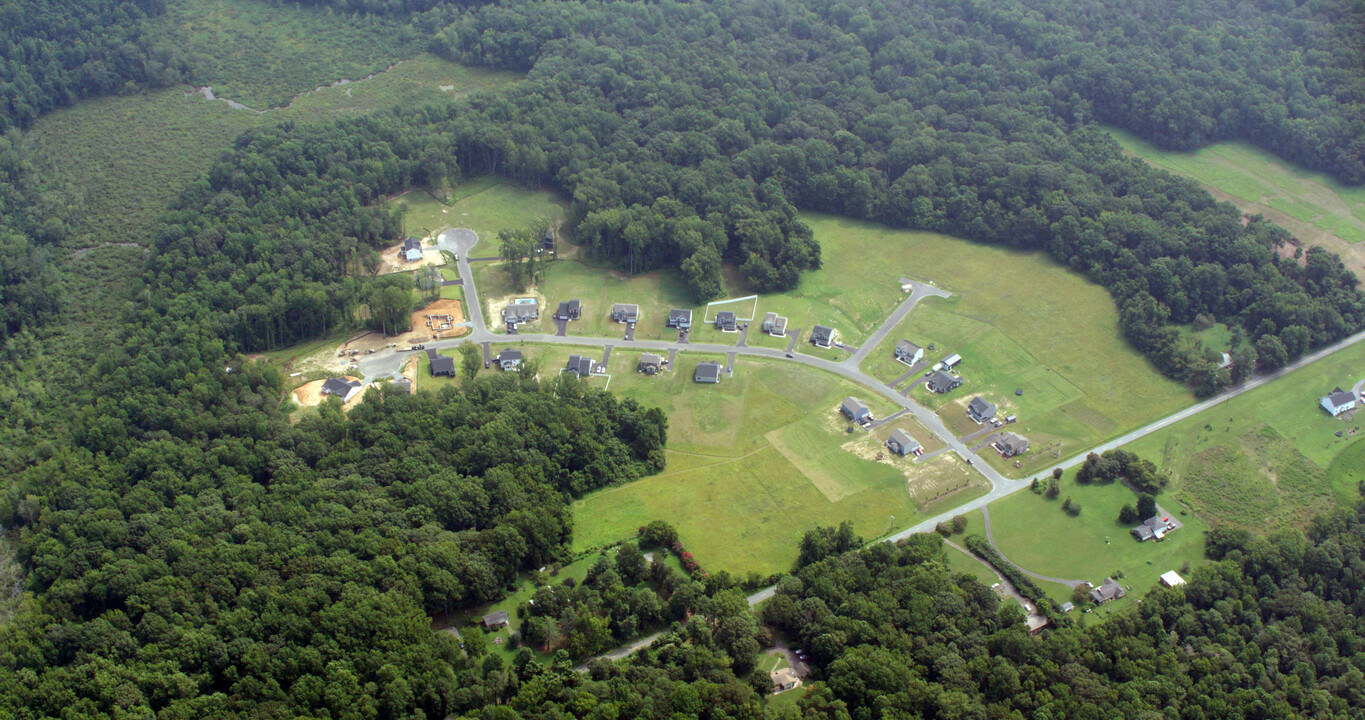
[538,352,985,575]
[986,471,1208,607]
[1125,339,1365,531]
[830,214,1191,475]
[391,178,569,256]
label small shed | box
[941,353,962,368]
[1160,571,1186,588]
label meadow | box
[986,471,1208,607]
[1108,127,1365,279]
[1124,339,1365,531]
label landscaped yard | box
[1124,339,1365,531]
[986,471,1208,607]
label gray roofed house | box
[840,396,871,423]
[927,371,962,394]
[894,340,923,365]
[1060,601,1075,613]
[482,610,510,628]
[994,432,1030,457]
[387,376,414,394]
[402,237,423,262]
[694,361,722,383]
[810,325,835,347]
[1132,514,1178,542]
[1321,387,1358,417]
[497,349,523,371]
[611,303,639,323]
[762,312,788,336]
[1089,577,1126,604]
[886,428,921,456]
[541,228,556,252]
[502,299,539,326]
[668,308,692,328]
[715,311,737,331]
[565,354,595,377]
[639,353,664,374]
[967,396,997,423]
[321,377,363,402]
[427,349,457,377]
[555,299,581,320]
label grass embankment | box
[1108,126,1365,279]
[1124,340,1365,531]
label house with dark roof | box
[894,340,923,366]
[715,311,737,331]
[668,309,692,329]
[402,237,423,262]
[694,362,722,383]
[541,228,556,253]
[639,353,664,375]
[1322,387,1357,417]
[810,325,835,348]
[967,396,997,423]
[1132,515,1178,542]
[611,303,639,323]
[887,428,921,456]
[482,610,510,629]
[428,349,456,377]
[927,371,962,394]
[321,377,363,403]
[565,355,595,377]
[497,349,523,371]
[555,299,581,320]
[761,312,788,336]
[993,432,1029,457]
[840,397,871,423]
[1089,577,1126,604]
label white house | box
[1322,387,1357,417]
[402,237,423,262]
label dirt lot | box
[409,298,467,341]
[378,239,446,275]
[292,375,366,411]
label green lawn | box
[559,353,984,575]
[1124,340,1365,531]
[831,214,1190,476]
[390,178,569,256]
[986,471,1208,607]
[941,543,1002,590]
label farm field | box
[25,54,519,250]
[1124,339,1365,531]
[838,215,1190,476]
[554,352,985,575]
[1108,127,1365,280]
[986,471,1208,608]
[390,178,569,257]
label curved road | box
[980,506,1083,588]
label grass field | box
[153,0,419,108]
[26,55,519,250]
[825,214,1191,476]
[551,351,985,575]
[1124,339,1365,531]
[1109,127,1365,279]
[986,471,1208,607]
[389,178,569,257]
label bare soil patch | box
[409,298,467,341]
[378,239,445,275]
[292,375,366,411]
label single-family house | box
[887,428,921,456]
[994,432,1030,457]
[1160,571,1186,588]
[541,228,556,253]
[611,303,640,323]
[1089,577,1126,605]
[482,610,510,629]
[715,311,737,331]
[840,396,871,423]
[402,237,423,262]
[497,349,523,371]
[1026,614,1050,635]
[555,299,581,321]
[1322,387,1357,417]
[761,312,788,336]
[771,668,800,693]
[927,371,962,394]
[639,353,664,375]
[894,340,923,366]
[565,354,595,377]
[694,362,723,383]
[668,308,693,329]
[388,376,414,394]
[1132,515,1178,542]
[811,325,835,348]
[967,396,996,423]
[941,353,962,369]
[321,377,363,403]
[428,350,457,377]
[502,299,539,327]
